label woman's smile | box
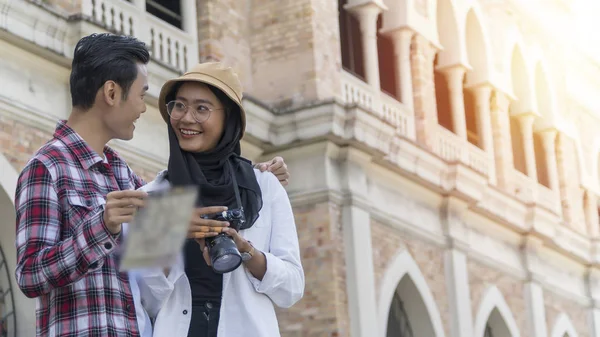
[179,128,203,138]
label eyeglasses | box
[166,100,223,123]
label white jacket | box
[131,169,305,337]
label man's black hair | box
[70,33,150,110]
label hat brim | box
[158,74,246,136]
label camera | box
[202,208,246,274]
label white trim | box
[550,313,579,337]
[377,250,446,337]
[473,286,521,337]
[0,152,17,203]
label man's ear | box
[102,81,118,106]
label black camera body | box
[202,208,246,274]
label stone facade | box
[2,0,600,337]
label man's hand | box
[255,156,290,186]
[103,190,147,234]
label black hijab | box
[166,85,262,230]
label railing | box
[340,71,414,140]
[83,0,137,36]
[147,15,191,72]
[536,184,560,213]
[341,71,374,112]
[380,93,414,139]
[81,0,195,73]
[512,170,535,204]
[432,125,491,177]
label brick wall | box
[544,291,590,337]
[277,201,350,337]
[371,220,451,337]
[0,115,52,173]
[249,0,330,109]
[195,0,254,93]
[467,260,528,335]
[0,115,158,184]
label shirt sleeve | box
[130,167,146,190]
[14,159,118,298]
[244,173,305,308]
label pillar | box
[585,190,599,237]
[490,90,514,190]
[440,65,467,139]
[538,129,559,192]
[389,28,414,109]
[345,1,386,90]
[518,114,537,181]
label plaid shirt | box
[14,120,145,336]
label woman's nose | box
[181,107,197,123]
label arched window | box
[484,324,494,337]
[386,292,414,337]
[0,245,15,337]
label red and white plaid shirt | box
[15,120,145,336]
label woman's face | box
[169,82,226,153]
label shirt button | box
[206,302,213,309]
[85,199,92,207]
[104,242,112,250]
[126,304,132,311]
[183,310,188,315]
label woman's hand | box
[187,206,230,240]
[195,228,252,267]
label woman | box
[135,62,304,337]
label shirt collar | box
[53,120,118,170]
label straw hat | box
[158,62,246,136]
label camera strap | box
[229,161,243,212]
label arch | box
[0,153,36,337]
[436,0,463,68]
[378,250,446,337]
[464,7,493,86]
[532,60,559,130]
[550,313,578,337]
[509,44,535,115]
[473,286,520,337]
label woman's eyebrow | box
[176,96,215,106]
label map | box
[118,186,198,271]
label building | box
[1,0,600,336]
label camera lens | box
[208,234,242,273]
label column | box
[472,85,493,153]
[445,249,474,337]
[587,268,600,337]
[524,282,548,337]
[584,190,599,237]
[340,148,379,337]
[180,0,199,67]
[389,28,414,109]
[490,90,514,190]
[518,114,537,181]
[411,34,438,148]
[346,2,386,90]
[441,65,467,139]
[538,129,559,191]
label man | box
[14,33,289,337]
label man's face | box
[104,63,148,141]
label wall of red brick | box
[371,220,451,337]
[276,201,350,337]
